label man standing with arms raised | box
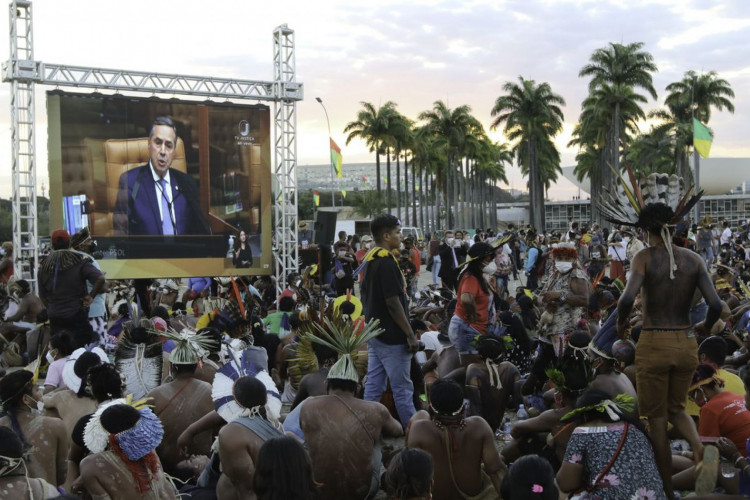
[360,214,418,428]
[611,174,723,498]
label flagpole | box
[315,97,336,207]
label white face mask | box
[365,242,373,249]
[555,261,574,273]
[446,237,454,245]
[45,351,56,364]
[483,262,497,275]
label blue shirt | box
[525,247,539,273]
[188,277,211,294]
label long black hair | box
[457,242,494,295]
[253,436,317,500]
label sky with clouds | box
[0,0,747,200]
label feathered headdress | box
[308,316,384,383]
[115,332,162,400]
[211,347,281,424]
[83,395,153,454]
[599,165,703,279]
[158,327,218,365]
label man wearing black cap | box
[38,229,106,347]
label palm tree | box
[352,190,387,219]
[388,112,412,221]
[579,42,657,170]
[491,77,565,231]
[344,101,398,197]
[653,70,735,184]
[625,129,676,178]
[418,101,482,229]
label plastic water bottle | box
[516,404,529,420]
[503,417,513,434]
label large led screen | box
[47,91,272,279]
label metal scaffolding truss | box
[273,24,300,292]
[7,0,38,285]
[3,0,302,292]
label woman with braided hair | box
[0,370,68,487]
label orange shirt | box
[698,391,750,456]
[454,274,490,334]
[409,247,421,274]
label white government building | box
[298,158,750,230]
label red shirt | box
[699,391,750,456]
[409,247,421,274]
[454,274,490,334]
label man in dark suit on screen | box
[113,116,210,236]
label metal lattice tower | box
[272,24,301,292]
[3,1,302,292]
[8,0,38,286]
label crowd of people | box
[4,173,750,498]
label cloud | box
[0,0,746,202]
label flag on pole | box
[341,189,347,199]
[313,190,320,207]
[693,118,713,158]
[330,138,343,178]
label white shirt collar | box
[149,161,172,185]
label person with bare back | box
[407,379,505,500]
[300,316,404,499]
[608,173,724,498]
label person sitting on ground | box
[465,333,520,431]
[448,242,497,368]
[289,334,339,411]
[115,325,163,399]
[78,403,177,499]
[0,426,62,499]
[385,447,434,500]
[42,330,75,394]
[43,347,108,438]
[146,327,216,479]
[588,309,637,402]
[502,348,591,469]
[500,454,559,500]
[252,435,318,500]
[0,370,68,486]
[192,327,224,385]
[216,376,283,500]
[685,335,746,421]
[263,296,296,338]
[407,379,505,500]
[64,362,125,491]
[300,337,404,499]
[498,309,534,374]
[557,388,666,499]
[672,364,750,495]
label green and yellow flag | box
[313,190,320,207]
[330,138,343,178]
[693,118,713,158]
[341,189,347,199]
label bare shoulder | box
[80,453,109,476]
[466,415,493,433]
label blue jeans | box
[447,315,480,355]
[689,300,708,327]
[700,246,714,267]
[431,255,442,284]
[364,338,416,428]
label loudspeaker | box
[314,210,337,246]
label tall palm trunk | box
[396,152,401,221]
[375,143,381,195]
[386,148,392,213]
[411,156,417,227]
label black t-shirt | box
[362,256,409,345]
